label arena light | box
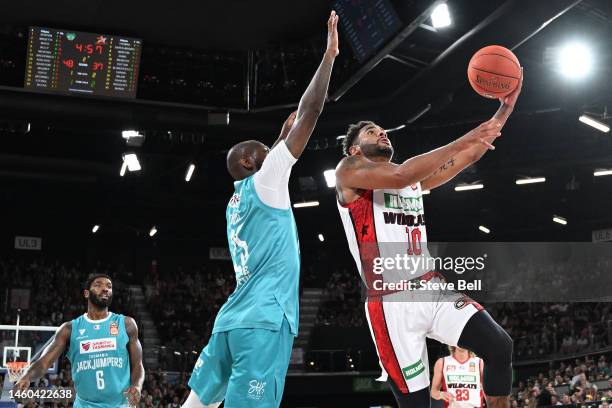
[185,163,196,182]
[559,43,593,78]
[122,153,141,172]
[323,169,336,188]
[92,225,100,233]
[454,183,484,192]
[149,226,158,237]
[478,225,491,234]
[516,177,546,185]
[431,3,451,28]
[422,189,431,195]
[553,216,567,225]
[318,234,325,242]
[293,201,320,208]
[578,115,610,133]
[594,169,612,177]
[119,162,127,177]
[122,130,140,139]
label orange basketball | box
[467,45,521,99]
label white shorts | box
[364,274,482,394]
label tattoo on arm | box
[431,156,456,177]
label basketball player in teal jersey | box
[183,11,339,408]
[14,274,144,408]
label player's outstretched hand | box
[457,118,502,151]
[124,385,141,406]
[500,67,523,108]
[326,11,339,58]
[14,375,31,392]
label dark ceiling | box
[0,0,611,252]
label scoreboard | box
[25,27,142,99]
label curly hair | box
[83,273,112,291]
[342,121,374,156]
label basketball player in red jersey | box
[335,74,522,408]
[431,346,484,408]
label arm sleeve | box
[253,140,298,209]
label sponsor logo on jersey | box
[247,380,266,400]
[384,193,423,213]
[80,337,117,354]
[229,193,241,208]
[469,361,476,372]
[402,359,425,380]
[448,374,477,383]
[93,324,100,330]
[110,321,119,336]
[79,329,86,335]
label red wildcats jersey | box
[337,182,430,292]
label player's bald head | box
[226,140,269,180]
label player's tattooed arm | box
[422,72,523,191]
[284,11,339,159]
[125,317,144,406]
[14,322,72,390]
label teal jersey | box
[67,312,130,408]
[213,174,300,335]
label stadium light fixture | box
[293,201,320,208]
[455,184,484,192]
[516,177,546,185]
[119,162,127,177]
[149,226,158,237]
[185,163,196,182]
[318,234,325,242]
[92,225,100,233]
[122,153,141,172]
[553,216,567,225]
[422,189,431,195]
[478,225,490,234]
[323,169,336,188]
[594,169,612,177]
[559,43,593,78]
[431,3,451,28]
[579,115,610,133]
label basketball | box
[468,45,521,98]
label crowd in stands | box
[2,256,612,407]
[315,268,612,361]
[511,353,612,408]
[144,262,234,371]
[0,258,135,327]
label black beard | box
[89,292,112,308]
[360,143,394,160]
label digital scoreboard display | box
[25,27,142,98]
[333,0,402,62]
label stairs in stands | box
[294,288,325,349]
[128,285,160,370]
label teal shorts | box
[188,318,294,408]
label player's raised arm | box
[14,322,72,390]
[284,10,339,159]
[124,316,144,406]
[336,119,502,192]
[421,71,523,191]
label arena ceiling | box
[0,0,611,247]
